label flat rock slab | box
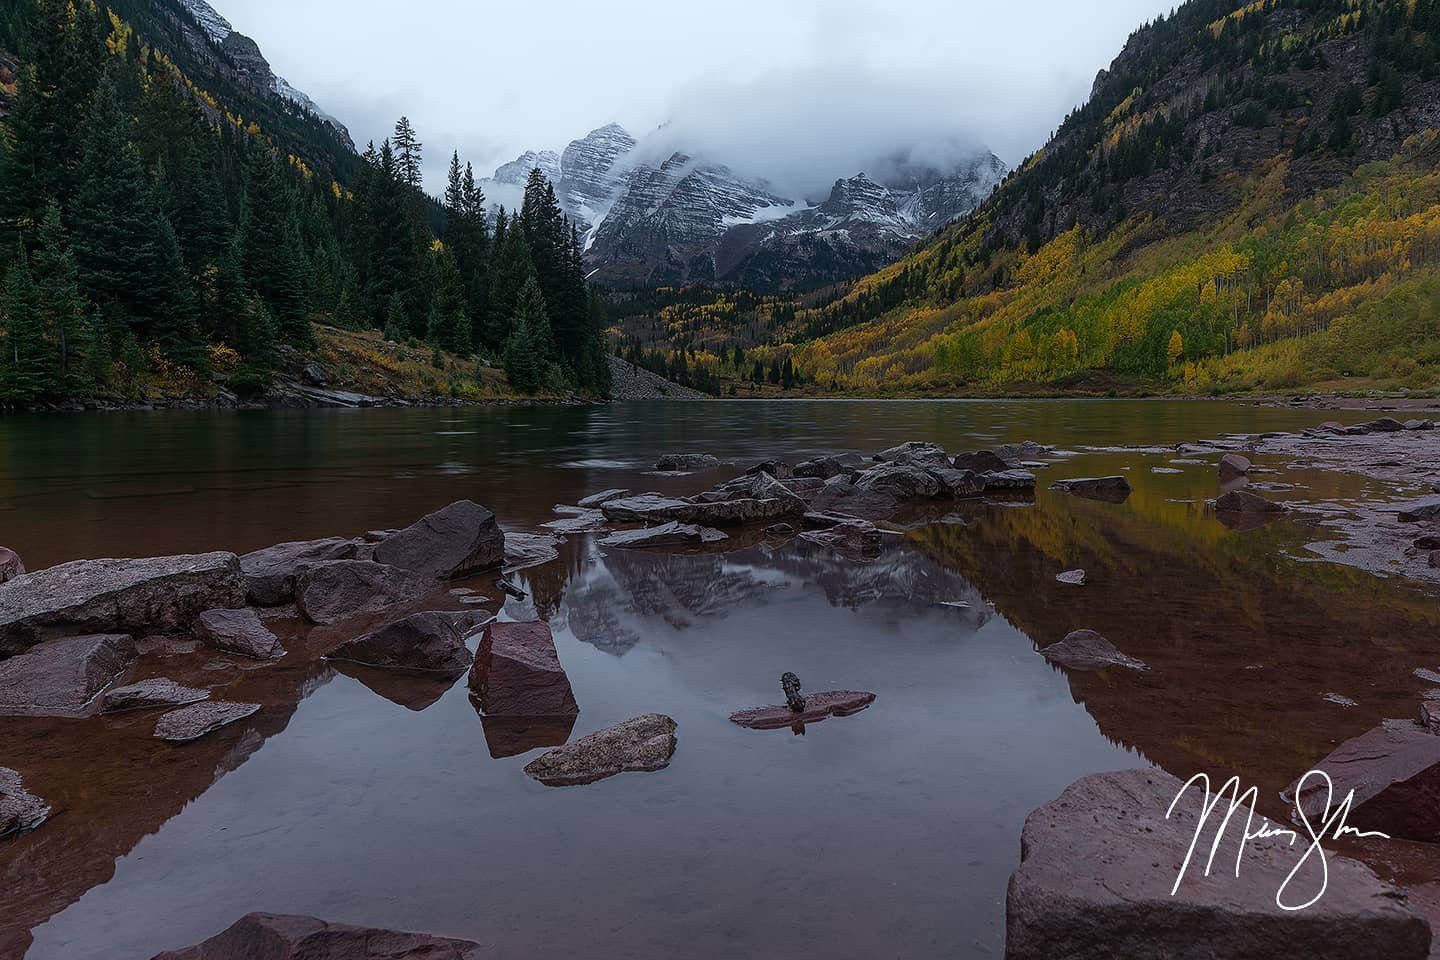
[469,620,578,717]
[1040,629,1147,672]
[1056,569,1088,586]
[0,766,50,840]
[1006,768,1431,960]
[794,453,865,479]
[154,701,260,743]
[1400,501,1440,523]
[676,497,803,527]
[601,494,691,523]
[194,608,285,660]
[504,532,562,570]
[1286,720,1440,843]
[238,537,364,606]
[328,611,469,674]
[523,713,677,787]
[0,552,244,658]
[600,522,728,548]
[1049,476,1133,502]
[102,678,209,713]
[730,690,877,730]
[981,469,1037,491]
[152,912,486,959]
[577,488,629,507]
[0,633,134,716]
[373,500,504,581]
[799,521,882,558]
[295,560,428,625]
[541,509,607,534]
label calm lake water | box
[1,400,1438,959]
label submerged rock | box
[239,537,364,606]
[600,522,728,548]
[1056,569,1087,586]
[1049,476,1132,502]
[0,766,50,840]
[655,453,720,472]
[1285,720,1440,843]
[373,500,505,581]
[729,690,877,730]
[102,677,209,713]
[799,520,883,558]
[1006,768,1432,960]
[152,912,486,960]
[0,547,23,584]
[504,532,562,571]
[523,713,677,787]
[327,611,470,674]
[294,560,428,625]
[194,608,285,661]
[0,633,134,716]
[469,620,578,717]
[1040,629,1146,672]
[577,488,629,507]
[153,700,260,743]
[0,553,244,659]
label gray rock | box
[929,468,986,499]
[954,450,1011,473]
[1006,768,1432,960]
[1056,569,1087,586]
[374,500,505,581]
[102,677,209,713]
[1050,476,1133,502]
[301,361,327,386]
[794,452,865,479]
[699,472,808,512]
[1040,629,1146,671]
[523,713,677,787]
[675,497,803,527]
[982,469,1037,490]
[1366,416,1407,432]
[655,453,720,472]
[194,608,284,661]
[875,441,949,467]
[294,560,429,625]
[504,532,562,571]
[744,458,793,479]
[1215,490,1287,514]
[799,519,882,557]
[0,634,134,716]
[0,553,245,659]
[601,494,691,523]
[993,441,1053,461]
[0,547,23,584]
[577,488,628,507]
[778,477,826,496]
[239,537,364,606]
[854,463,944,500]
[802,510,867,529]
[153,701,260,743]
[1219,452,1252,478]
[600,522,728,548]
[152,912,487,960]
[540,510,607,534]
[1403,419,1435,431]
[1399,501,1440,523]
[0,766,50,840]
[1420,701,1439,734]
[327,611,470,674]
[807,476,900,519]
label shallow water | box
[1,400,1438,958]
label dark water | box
[1,400,1438,959]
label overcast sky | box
[232,0,1175,195]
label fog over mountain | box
[233,0,1176,195]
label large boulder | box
[468,620,578,717]
[807,476,899,519]
[1006,768,1432,960]
[1049,476,1133,502]
[600,523,728,548]
[294,560,429,625]
[875,441,949,467]
[153,701,260,743]
[102,678,209,714]
[0,553,244,659]
[523,713,677,787]
[1039,629,1147,672]
[328,611,470,674]
[152,912,486,960]
[0,766,50,840]
[698,472,808,513]
[729,691,876,730]
[954,450,1011,473]
[374,501,505,581]
[194,608,285,661]
[794,452,865,479]
[854,463,944,500]
[0,547,23,584]
[1285,720,1440,844]
[655,453,720,472]
[239,537,364,606]
[0,634,134,716]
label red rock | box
[194,608,284,660]
[151,912,485,959]
[729,690,876,730]
[102,678,209,713]
[0,766,50,839]
[0,634,134,716]
[294,560,427,625]
[373,500,505,581]
[153,701,260,743]
[238,537,365,606]
[479,714,578,759]
[468,621,578,717]
[1286,720,1440,843]
[327,611,469,674]
[0,547,23,584]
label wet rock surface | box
[794,452,865,479]
[600,522,728,548]
[373,500,505,581]
[294,560,428,625]
[0,767,50,840]
[469,620,578,717]
[102,678,210,714]
[327,611,471,674]
[1049,476,1132,502]
[1219,452,1252,478]
[1421,701,1440,734]
[1039,629,1147,672]
[1215,489,1287,515]
[0,634,134,716]
[153,701,261,743]
[577,488,628,507]
[152,912,487,959]
[0,553,244,659]
[875,441,949,467]
[523,713,678,787]
[194,609,285,661]
[806,477,899,519]
[655,453,720,472]
[953,450,1011,473]
[1056,569,1087,586]
[503,532,562,570]
[1286,720,1440,844]
[0,547,23,584]
[799,520,883,558]
[854,463,944,500]
[238,537,365,606]
[729,690,877,730]
[1006,768,1433,960]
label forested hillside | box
[625,0,1440,396]
[0,0,610,404]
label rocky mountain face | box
[483,124,1006,291]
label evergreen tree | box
[0,243,53,399]
[31,202,88,391]
[486,207,534,350]
[503,276,554,393]
[392,117,423,190]
[242,144,311,345]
